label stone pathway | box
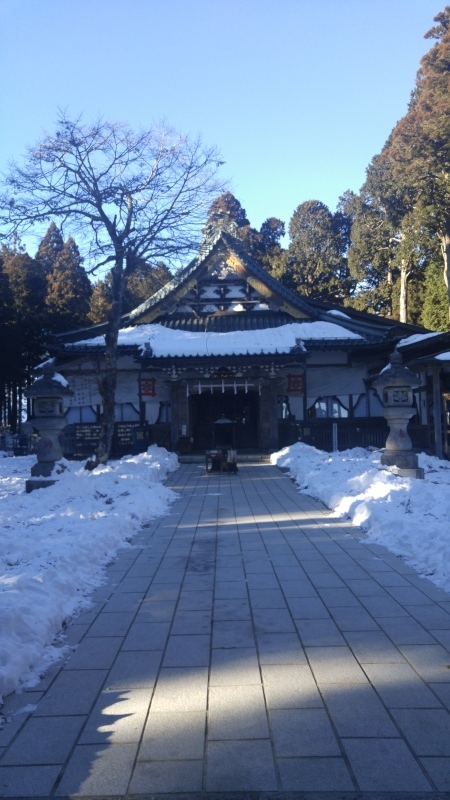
[2,462,450,798]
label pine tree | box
[45,237,92,332]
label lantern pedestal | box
[373,349,424,480]
[25,362,73,493]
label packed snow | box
[67,320,362,358]
[0,446,178,702]
[2,441,450,704]
[271,443,450,593]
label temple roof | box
[57,227,426,354]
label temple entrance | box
[189,390,260,451]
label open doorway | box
[189,389,259,451]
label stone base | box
[26,478,57,493]
[380,450,420,470]
[389,466,425,480]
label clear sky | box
[0,0,440,253]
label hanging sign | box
[140,378,156,397]
[287,373,305,394]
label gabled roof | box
[57,227,427,347]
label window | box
[308,396,349,419]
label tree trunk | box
[440,223,450,321]
[94,257,125,465]
[399,259,409,324]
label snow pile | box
[0,446,178,701]
[271,443,450,591]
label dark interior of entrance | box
[189,390,259,451]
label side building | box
[50,228,450,458]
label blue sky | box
[0,0,440,253]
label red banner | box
[140,378,156,397]
[287,373,305,394]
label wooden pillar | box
[269,378,278,451]
[170,381,179,451]
[432,365,444,460]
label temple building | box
[51,228,450,458]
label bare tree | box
[0,113,225,463]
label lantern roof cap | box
[25,361,74,398]
[372,348,421,390]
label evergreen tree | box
[88,278,113,324]
[421,260,449,330]
[381,7,450,318]
[45,237,92,332]
[278,200,355,302]
[35,221,64,276]
[123,261,171,312]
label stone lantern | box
[25,362,74,493]
[372,349,424,479]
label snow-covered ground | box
[0,446,178,702]
[271,443,450,592]
[1,442,450,704]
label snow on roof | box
[398,331,442,348]
[436,351,450,361]
[326,309,351,319]
[69,321,362,357]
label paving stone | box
[163,634,210,667]
[278,756,354,791]
[103,649,162,691]
[295,618,346,646]
[430,682,450,709]
[331,605,381,631]
[79,688,150,744]
[122,621,170,650]
[321,682,398,736]
[0,765,61,797]
[391,708,450,755]
[420,757,450,790]
[344,578,390,596]
[134,600,176,622]
[205,739,277,791]
[245,573,280,590]
[257,632,306,664]
[177,589,213,610]
[407,606,450,629]
[343,738,432,791]
[208,684,269,739]
[306,646,368,684]
[63,636,122,670]
[1,715,85,765]
[145,585,180,602]
[376,615,436,644]
[344,630,406,663]
[385,585,437,605]
[308,572,346,588]
[316,587,362,606]
[130,759,203,793]
[210,647,261,685]
[33,670,107,716]
[248,588,287,608]
[372,570,413,585]
[270,708,340,756]
[213,619,255,648]
[139,710,205,760]
[363,662,443,707]
[170,609,211,635]
[54,742,138,796]
[399,643,450,682]
[278,579,318,597]
[213,597,251,620]
[286,596,330,619]
[214,580,248,599]
[252,607,296,633]
[262,664,322,708]
[150,667,208,712]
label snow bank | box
[0,447,178,701]
[271,443,450,592]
